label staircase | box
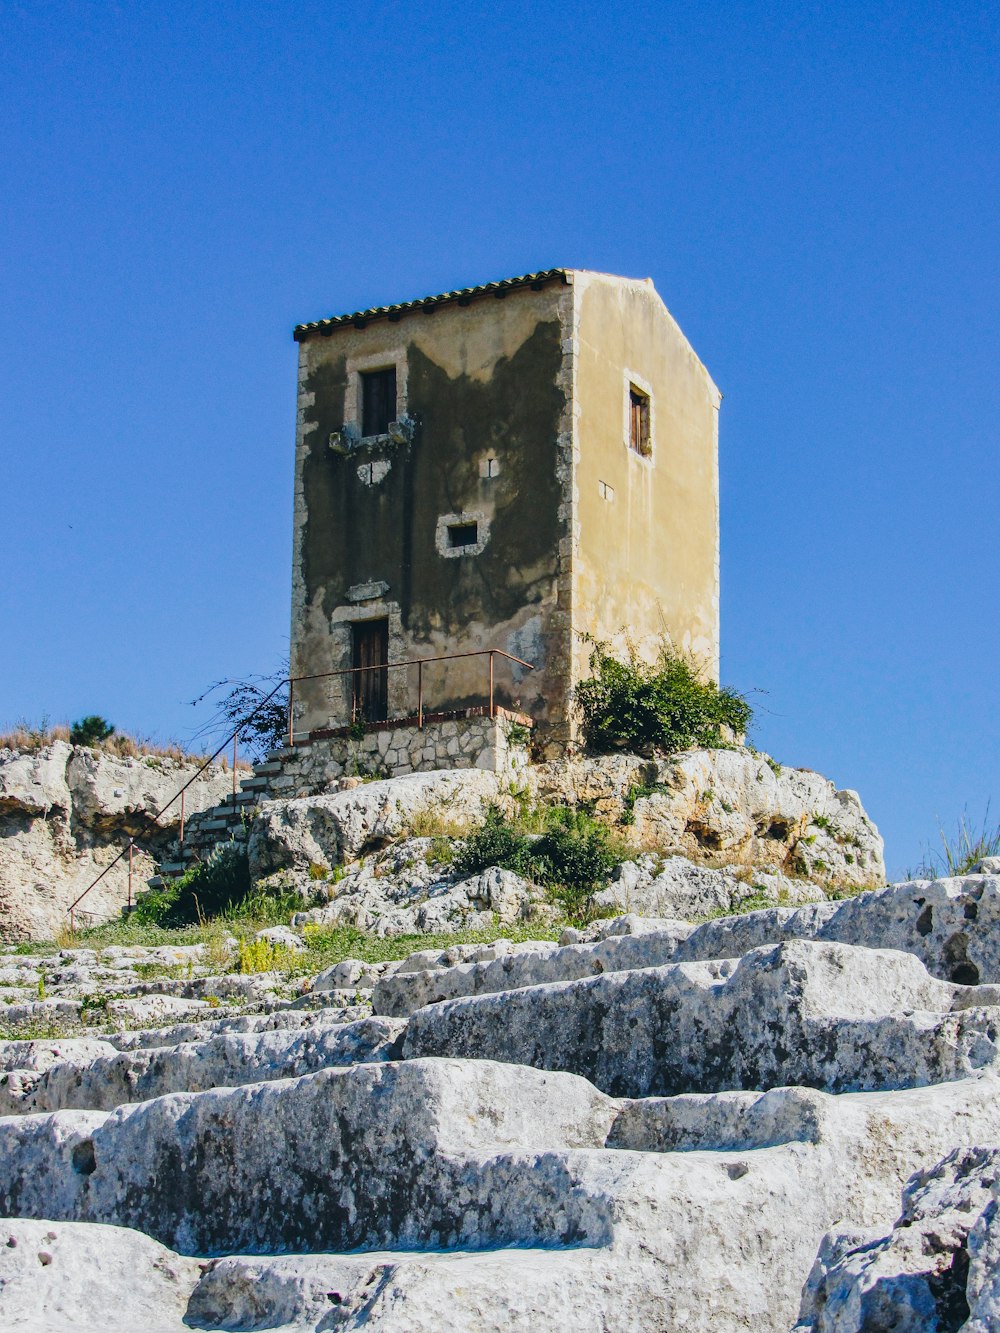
[143,746,299,892]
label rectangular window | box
[629,385,651,457]
[447,521,479,548]
[361,367,397,437]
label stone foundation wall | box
[268,712,532,798]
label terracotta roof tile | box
[293,268,571,340]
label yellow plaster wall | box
[571,272,721,689]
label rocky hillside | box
[0,743,235,940]
[3,870,1000,1328]
[249,748,885,933]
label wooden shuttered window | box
[629,386,651,457]
[361,368,397,437]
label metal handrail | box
[66,648,533,930]
[67,679,286,931]
[287,648,534,743]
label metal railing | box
[287,648,534,743]
[66,648,533,930]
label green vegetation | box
[132,843,256,928]
[237,936,292,974]
[575,640,752,757]
[188,662,289,763]
[69,715,116,746]
[910,807,1000,880]
[505,722,532,747]
[0,716,203,763]
[454,802,627,922]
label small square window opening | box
[629,385,651,458]
[447,522,479,548]
[361,367,397,437]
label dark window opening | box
[352,618,389,722]
[629,385,651,457]
[361,367,397,437]
[447,522,479,549]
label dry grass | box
[406,803,474,839]
[0,720,240,766]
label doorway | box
[351,619,389,723]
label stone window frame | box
[435,510,491,559]
[344,348,408,441]
[328,599,409,721]
[623,369,655,465]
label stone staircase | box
[141,746,300,894]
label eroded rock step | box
[3,1067,1000,1330]
[0,1016,405,1115]
[403,939,1000,1097]
[374,874,1000,1016]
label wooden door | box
[352,619,389,722]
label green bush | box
[70,715,115,747]
[453,806,534,878]
[575,641,751,757]
[454,803,625,923]
[135,842,252,928]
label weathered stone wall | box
[290,279,575,745]
[265,714,531,797]
[572,271,721,683]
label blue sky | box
[2,0,997,877]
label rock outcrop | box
[530,747,885,886]
[0,743,234,938]
[5,870,1000,1329]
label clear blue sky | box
[2,1,997,877]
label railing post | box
[232,733,238,796]
[417,660,423,729]
[127,840,134,911]
[179,788,185,847]
[287,679,294,746]
[69,906,74,935]
[489,651,494,719]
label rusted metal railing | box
[67,649,533,931]
[66,681,285,932]
[286,648,533,744]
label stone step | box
[402,939,1000,1099]
[252,761,284,776]
[0,1016,406,1116]
[0,1059,617,1256]
[265,747,296,763]
[239,776,271,792]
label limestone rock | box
[796,1144,1000,1330]
[0,1058,619,1254]
[0,743,234,938]
[530,747,884,888]
[596,852,821,919]
[248,768,504,878]
[289,836,550,936]
[403,939,1000,1096]
[0,1217,200,1331]
[0,1016,407,1115]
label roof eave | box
[292,269,572,342]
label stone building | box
[289,267,720,762]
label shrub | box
[454,802,625,923]
[70,715,115,747]
[238,937,290,974]
[454,806,534,878]
[575,641,752,757]
[135,843,252,928]
[189,663,289,763]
